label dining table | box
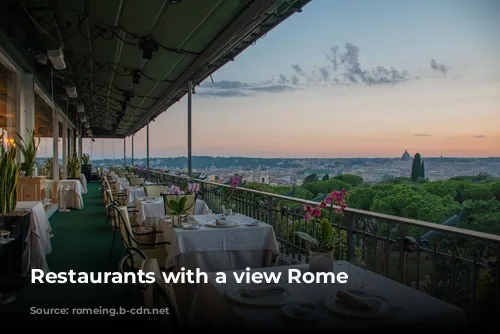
[161,213,279,273]
[134,196,210,227]
[79,173,88,194]
[188,262,469,330]
[126,186,145,205]
[58,179,84,209]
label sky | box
[56,0,500,159]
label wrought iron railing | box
[129,166,500,323]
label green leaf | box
[320,218,333,244]
[294,231,319,245]
[178,196,187,213]
[168,199,179,213]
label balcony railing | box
[130,166,500,323]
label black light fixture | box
[123,91,134,102]
[139,39,159,60]
[132,70,141,85]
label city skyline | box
[39,0,500,159]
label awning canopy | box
[1,0,310,138]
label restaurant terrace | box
[0,0,498,330]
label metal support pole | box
[131,134,134,166]
[123,138,126,168]
[51,68,59,182]
[146,119,150,170]
[187,80,192,177]
[78,124,83,160]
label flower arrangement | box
[222,174,241,213]
[163,179,200,216]
[295,189,348,253]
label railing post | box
[200,183,205,201]
[346,213,356,261]
[187,80,192,177]
[266,196,273,226]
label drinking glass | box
[347,258,367,288]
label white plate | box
[323,291,394,319]
[205,223,239,228]
[281,303,319,322]
[244,221,260,227]
[226,286,290,307]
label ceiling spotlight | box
[77,104,85,113]
[65,86,77,98]
[47,49,66,70]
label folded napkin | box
[215,217,229,225]
[240,286,286,298]
[336,289,381,312]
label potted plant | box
[162,181,200,226]
[15,129,40,177]
[67,154,81,179]
[295,189,348,272]
[0,132,20,220]
[0,132,30,303]
[81,153,91,183]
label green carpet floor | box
[2,183,142,328]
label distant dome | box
[401,150,411,161]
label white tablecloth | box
[190,262,469,330]
[126,187,145,205]
[162,213,279,272]
[79,173,87,194]
[116,177,129,191]
[58,180,84,209]
[135,197,210,227]
[15,201,52,274]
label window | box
[0,60,16,145]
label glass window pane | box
[0,60,16,146]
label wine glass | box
[347,258,367,289]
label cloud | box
[198,42,450,98]
[473,135,485,138]
[414,134,433,137]
[430,59,448,75]
[197,80,296,98]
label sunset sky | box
[68,0,500,159]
